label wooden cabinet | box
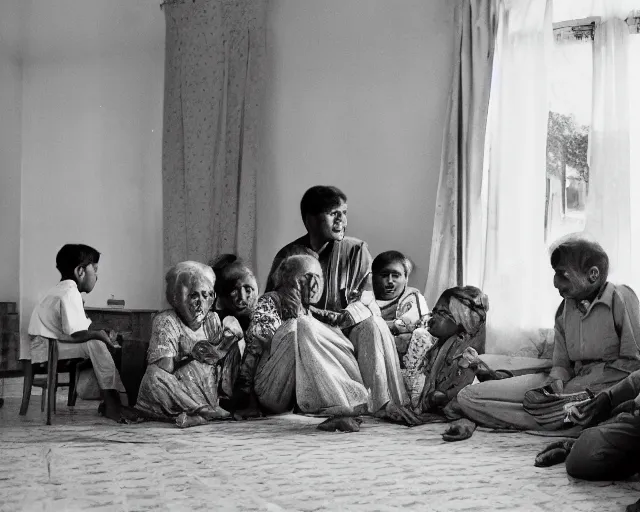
[85,307,158,405]
[0,302,20,373]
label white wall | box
[0,0,24,302]
[257,0,455,291]
[18,0,165,357]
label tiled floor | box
[1,379,639,512]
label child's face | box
[373,261,407,301]
[76,263,98,293]
[427,297,460,340]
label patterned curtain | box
[424,0,497,308]
[162,0,267,274]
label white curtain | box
[584,1,635,287]
[630,32,640,295]
[481,0,557,355]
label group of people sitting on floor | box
[26,184,640,497]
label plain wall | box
[257,0,455,291]
[18,0,165,357]
[0,1,23,303]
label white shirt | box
[28,280,91,341]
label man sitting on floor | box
[449,237,640,439]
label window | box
[544,10,640,246]
[545,20,593,242]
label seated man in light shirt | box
[453,238,640,435]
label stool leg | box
[68,362,78,407]
[19,360,34,416]
[41,389,45,412]
[46,340,58,425]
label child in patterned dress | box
[372,251,434,410]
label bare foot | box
[198,406,231,421]
[176,413,208,428]
[442,419,477,441]
[232,407,264,421]
[317,416,362,432]
[378,402,424,427]
[100,390,125,422]
[119,407,146,424]
[103,407,122,422]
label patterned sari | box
[237,293,370,416]
[265,235,410,412]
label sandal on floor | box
[442,419,477,442]
[534,439,575,467]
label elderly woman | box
[419,286,489,415]
[264,186,420,426]
[234,254,370,432]
[135,261,243,428]
[210,254,259,332]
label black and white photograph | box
[1,0,640,510]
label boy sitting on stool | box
[27,244,132,422]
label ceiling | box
[0,0,165,61]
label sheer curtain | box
[481,0,558,354]
[630,32,640,294]
[434,0,639,355]
[584,1,635,287]
[425,0,497,308]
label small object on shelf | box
[107,295,125,309]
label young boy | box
[28,244,129,422]
[372,250,433,408]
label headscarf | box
[442,286,489,336]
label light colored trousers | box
[31,335,127,401]
[457,373,549,430]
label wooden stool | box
[19,338,84,425]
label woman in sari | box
[234,254,370,432]
[419,286,489,416]
[135,261,243,428]
[265,186,420,426]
